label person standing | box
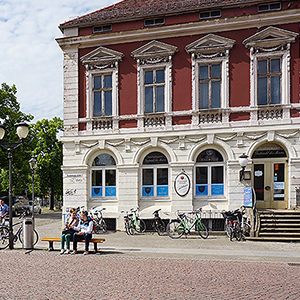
[60,208,79,254]
[71,210,93,255]
[0,198,8,225]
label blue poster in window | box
[244,187,253,207]
[105,186,116,197]
[211,184,224,195]
[142,186,154,197]
[92,186,102,197]
[157,185,168,196]
[196,185,208,196]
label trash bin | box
[23,218,34,249]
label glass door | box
[253,161,287,209]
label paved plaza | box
[1,211,300,299]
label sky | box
[0,0,116,122]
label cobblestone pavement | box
[1,250,300,300]
[1,211,300,299]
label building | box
[57,0,300,231]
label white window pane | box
[104,90,112,115]
[271,75,281,104]
[94,91,102,116]
[258,77,267,105]
[211,81,221,108]
[199,82,209,109]
[145,71,153,84]
[145,86,153,113]
[156,86,164,112]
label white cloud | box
[0,0,115,122]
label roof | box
[59,0,262,29]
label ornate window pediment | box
[186,34,235,125]
[243,26,298,50]
[243,26,298,120]
[185,33,235,57]
[132,41,178,129]
[81,46,124,70]
[81,47,124,128]
[131,40,178,64]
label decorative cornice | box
[56,9,300,50]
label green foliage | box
[0,83,34,196]
[0,83,63,206]
[32,117,63,208]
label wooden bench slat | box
[41,237,105,253]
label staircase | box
[248,210,300,242]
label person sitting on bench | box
[71,210,93,255]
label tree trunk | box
[49,184,54,210]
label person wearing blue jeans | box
[71,210,93,255]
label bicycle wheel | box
[100,219,107,233]
[18,229,39,245]
[224,220,231,238]
[0,227,9,249]
[157,220,166,236]
[235,223,242,241]
[167,220,184,239]
[243,222,251,237]
[135,218,146,233]
[197,221,208,239]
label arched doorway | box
[252,143,287,209]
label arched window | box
[195,149,224,197]
[142,152,169,197]
[91,153,116,197]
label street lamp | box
[29,156,37,222]
[239,153,249,181]
[0,122,29,249]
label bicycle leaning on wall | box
[166,208,209,239]
[121,207,146,235]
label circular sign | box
[174,172,190,197]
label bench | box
[41,237,105,253]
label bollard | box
[23,218,34,249]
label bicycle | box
[222,206,252,241]
[166,208,208,239]
[121,207,146,235]
[151,209,166,235]
[90,207,107,233]
[0,212,39,249]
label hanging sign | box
[174,171,190,197]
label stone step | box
[247,236,300,242]
[261,223,300,227]
[259,232,300,236]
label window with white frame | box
[142,152,169,197]
[93,73,113,117]
[199,63,221,109]
[186,34,235,114]
[144,69,165,113]
[131,40,178,123]
[91,153,116,198]
[195,149,224,197]
[80,46,124,121]
[257,58,281,105]
[243,26,298,109]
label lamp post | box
[239,153,249,181]
[0,122,29,249]
[29,156,37,222]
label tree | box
[0,83,34,196]
[32,117,63,210]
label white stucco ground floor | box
[61,123,300,230]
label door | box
[253,160,287,209]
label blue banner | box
[142,186,154,197]
[92,186,102,197]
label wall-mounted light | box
[239,153,249,181]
